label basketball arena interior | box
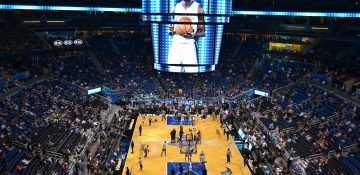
[0,0,359,175]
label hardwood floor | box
[122,115,251,175]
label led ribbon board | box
[0,4,142,12]
[143,0,232,73]
[0,4,360,18]
[87,87,101,95]
[232,11,360,18]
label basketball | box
[175,17,194,36]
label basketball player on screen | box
[168,0,205,73]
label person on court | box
[190,115,195,126]
[170,128,177,143]
[226,148,232,164]
[188,162,193,175]
[197,130,202,144]
[171,166,176,175]
[138,157,143,171]
[161,141,167,157]
[139,124,142,136]
[168,0,205,73]
[199,151,206,166]
[126,167,131,175]
[144,145,150,158]
[141,114,145,125]
[202,167,207,175]
[226,130,230,141]
[131,141,134,154]
[180,125,184,140]
[185,146,193,162]
[161,110,166,121]
[180,163,184,174]
[149,115,152,126]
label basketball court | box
[122,115,251,175]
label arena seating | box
[88,32,159,95]
[0,25,359,174]
[158,72,197,98]
[0,59,43,93]
[90,111,131,173]
[194,36,268,98]
[253,58,314,91]
[311,65,360,99]
[0,79,109,174]
[314,40,360,63]
[254,81,359,158]
[306,151,360,175]
[40,55,104,89]
[0,21,47,57]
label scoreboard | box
[143,0,232,73]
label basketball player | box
[168,0,205,73]
[161,141,167,157]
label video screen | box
[87,87,101,95]
[233,0,357,12]
[152,23,222,73]
[254,90,269,97]
[1,0,142,8]
[238,129,246,139]
[145,0,232,73]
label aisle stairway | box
[88,50,106,75]
[109,37,121,54]
[247,57,262,78]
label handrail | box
[0,74,53,101]
[68,107,112,175]
[59,78,112,103]
[303,78,360,107]
[30,28,51,49]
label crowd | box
[245,80,360,174]
[0,59,43,93]
[158,72,197,98]
[0,79,110,174]
[194,36,268,98]
[81,108,133,174]
[311,65,360,99]
[8,30,331,102]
